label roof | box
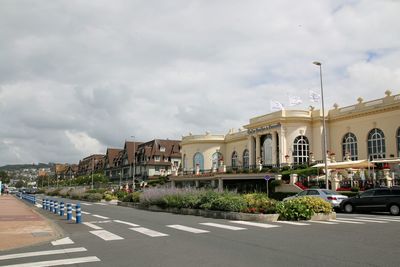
[137,139,181,164]
[123,141,143,164]
[312,160,375,169]
[105,148,123,168]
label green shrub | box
[200,192,247,212]
[115,190,128,200]
[351,187,360,192]
[103,193,117,201]
[243,193,278,214]
[85,193,103,202]
[278,196,332,221]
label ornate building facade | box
[181,91,400,173]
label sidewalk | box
[0,194,61,251]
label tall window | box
[193,152,204,171]
[263,134,273,165]
[212,152,223,169]
[397,127,400,157]
[243,149,249,169]
[293,136,309,165]
[231,151,238,167]
[182,154,186,170]
[342,133,358,160]
[367,128,385,160]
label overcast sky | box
[1,0,399,165]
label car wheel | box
[344,203,353,213]
[389,204,400,216]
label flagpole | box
[313,61,329,190]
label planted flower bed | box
[118,188,334,221]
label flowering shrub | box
[278,196,332,221]
[243,193,278,214]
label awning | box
[312,160,375,169]
[371,158,400,164]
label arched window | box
[231,151,238,167]
[212,152,223,170]
[193,152,204,171]
[293,136,309,165]
[367,128,386,160]
[397,127,400,157]
[243,149,249,169]
[262,134,273,165]
[342,133,358,160]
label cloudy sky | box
[1,0,399,165]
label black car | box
[341,188,400,215]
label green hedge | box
[278,196,332,221]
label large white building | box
[181,90,400,174]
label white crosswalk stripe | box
[0,247,86,261]
[114,220,140,227]
[275,221,310,226]
[1,256,100,267]
[309,220,339,225]
[331,219,364,224]
[130,227,169,237]
[230,221,280,229]
[199,222,246,230]
[355,216,400,222]
[51,237,74,246]
[83,222,103,230]
[167,225,209,233]
[92,214,110,219]
[336,218,388,223]
[90,230,124,241]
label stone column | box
[218,178,223,192]
[272,131,277,165]
[171,180,176,188]
[290,174,298,185]
[195,180,200,188]
[211,180,216,188]
[255,135,261,165]
[248,135,254,166]
[280,128,287,165]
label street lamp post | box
[313,61,329,190]
[131,136,136,191]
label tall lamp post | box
[313,61,329,190]
[131,136,136,190]
[91,157,94,190]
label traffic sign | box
[264,175,271,181]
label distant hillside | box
[0,163,54,171]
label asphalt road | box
[1,195,400,267]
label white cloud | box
[0,0,399,165]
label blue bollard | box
[33,195,36,205]
[42,199,45,210]
[66,203,72,220]
[50,200,54,213]
[60,202,65,217]
[54,201,58,214]
[46,199,50,210]
[75,203,82,224]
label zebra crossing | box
[0,239,100,266]
[78,214,400,241]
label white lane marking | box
[309,220,339,225]
[81,211,91,215]
[87,220,112,224]
[0,247,86,260]
[51,237,74,246]
[83,222,103,230]
[95,203,107,206]
[230,221,280,229]
[1,256,100,267]
[199,222,246,230]
[129,227,169,237]
[275,221,310,226]
[167,225,209,234]
[114,220,140,227]
[331,219,364,224]
[80,203,92,206]
[89,230,124,241]
[356,217,400,222]
[92,214,110,219]
[336,218,387,223]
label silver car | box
[283,189,348,208]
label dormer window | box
[160,146,166,152]
[154,156,161,162]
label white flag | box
[270,100,284,112]
[288,95,302,106]
[309,90,321,103]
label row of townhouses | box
[54,139,181,182]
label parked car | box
[340,188,400,215]
[8,186,18,194]
[283,189,348,208]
